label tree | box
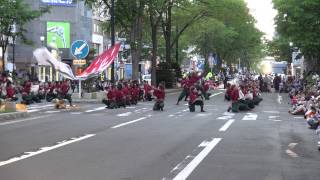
[273,0,320,72]
[182,0,264,73]
[161,0,208,66]
[0,0,49,71]
[86,0,146,80]
[146,0,168,85]
[267,36,291,62]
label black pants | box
[102,99,117,109]
[46,93,57,102]
[59,94,72,106]
[153,100,164,111]
[177,88,188,103]
[189,100,204,112]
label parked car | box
[142,74,151,84]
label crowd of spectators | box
[287,73,320,151]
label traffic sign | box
[71,40,89,59]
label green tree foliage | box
[266,36,291,62]
[273,0,320,71]
[181,0,264,72]
[0,0,49,71]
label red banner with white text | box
[77,43,121,79]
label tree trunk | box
[130,1,145,81]
[150,16,158,86]
[164,0,172,66]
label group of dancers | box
[102,80,165,111]
[225,80,263,112]
[176,72,215,112]
[0,71,73,108]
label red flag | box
[78,43,121,79]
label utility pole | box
[110,0,115,83]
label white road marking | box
[70,112,83,115]
[293,117,304,119]
[171,138,222,180]
[117,112,132,117]
[223,112,235,116]
[210,92,223,97]
[27,104,54,110]
[27,109,41,113]
[217,116,233,120]
[269,116,280,119]
[219,120,235,132]
[286,149,298,158]
[242,113,258,121]
[195,113,212,117]
[85,106,105,113]
[44,110,60,114]
[0,115,52,126]
[0,134,95,167]
[288,143,298,149]
[126,107,136,109]
[168,114,175,117]
[263,111,280,114]
[277,94,283,104]
[272,120,282,122]
[111,117,147,129]
[217,112,235,120]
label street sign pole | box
[79,78,81,99]
[110,0,115,83]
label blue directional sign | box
[71,40,89,59]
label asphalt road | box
[0,90,319,180]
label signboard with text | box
[73,59,86,65]
[41,0,75,6]
[47,22,71,48]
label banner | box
[33,48,77,80]
[78,43,121,79]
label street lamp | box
[10,20,17,76]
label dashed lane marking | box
[163,138,222,180]
[293,117,304,119]
[85,106,106,113]
[111,117,147,129]
[210,92,223,98]
[44,110,60,114]
[263,111,280,114]
[0,115,52,126]
[269,116,280,119]
[70,112,83,115]
[117,112,132,117]
[219,120,235,132]
[0,134,95,167]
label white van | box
[142,74,151,84]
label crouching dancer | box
[153,83,165,111]
[189,86,205,112]
[102,85,117,109]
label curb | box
[0,112,30,121]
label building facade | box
[5,0,109,81]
